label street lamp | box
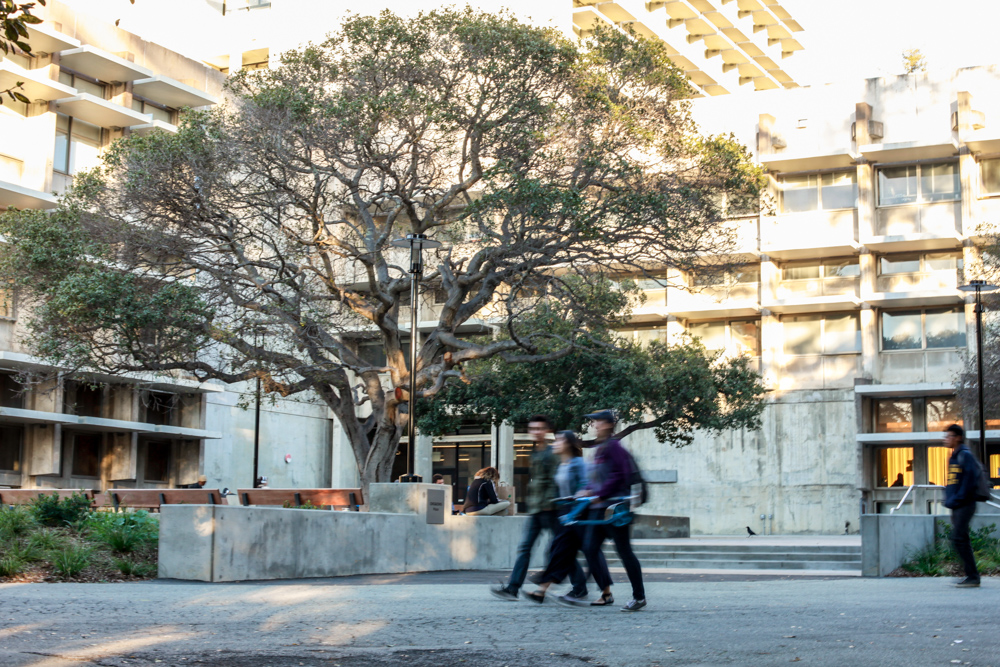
[958,279,999,464]
[390,233,442,483]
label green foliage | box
[281,499,322,510]
[30,492,93,528]
[85,510,158,553]
[25,528,63,552]
[113,557,157,577]
[0,505,37,538]
[0,555,25,577]
[898,521,1000,576]
[48,545,93,577]
[0,1,46,106]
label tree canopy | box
[0,9,766,487]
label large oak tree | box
[0,9,765,487]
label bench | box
[0,489,94,506]
[236,488,363,511]
[92,489,229,511]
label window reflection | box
[875,399,913,433]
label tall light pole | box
[959,279,998,464]
[390,233,441,483]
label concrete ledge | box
[631,514,690,539]
[159,504,549,582]
[861,512,1000,577]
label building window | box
[926,396,961,432]
[0,373,24,409]
[58,70,105,98]
[877,447,913,487]
[981,158,1000,196]
[614,273,669,291]
[689,319,759,357]
[783,258,860,280]
[0,425,22,472]
[880,308,966,351]
[783,313,860,356]
[620,325,669,347]
[878,252,963,275]
[690,265,759,287]
[64,381,103,418]
[877,162,959,206]
[54,113,102,175]
[144,392,176,426]
[779,172,857,213]
[131,97,174,124]
[357,341,387,368]
[874,399,913,433]
[928,446,951,486]
[144,440,171,482]
[71,434,101,478]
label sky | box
[56,0,1000,90]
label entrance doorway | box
[432,439,492,506]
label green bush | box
[26,529,64,552]
[0,506,37,538]
[114,557,157,577]
[49,545,92,577]
[0,555,25,577]
[899,521,1000,577]
[30,493,92,528]
[85,510,158,553]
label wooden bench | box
[0,489,94,506]
[92,489,228,511]
[236,488,363,511]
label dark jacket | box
[944,445,979,509]
[586,438,632,503]
[463,478,500,513]
[525,446,559,514]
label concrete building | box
[0,1,338,494]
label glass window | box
[733,266,759,284]
[54,114,102,175]
[779,172,856,212]
[877,447,914,487]
[878,166,918,206]
[358,342,387,368]
[925,253,963,271]
[54,114,70,174]
[820,172,858,209]
[784,263,821,280]
[921,163,960,202]
[824,313,861,353]
[981,158,1000,195]
[926,397,961,432]
[730,320,760,357]
[824,259,860,277]
[780,174,818,213]
[0,425,22,472]
[71,434,101,477]
[689,321,727,354]
[144,440,170,482]
[928,446,951,486]
[879,254,921,275]
[881,311,922,350]
[925,309,966,349]
[875,399,913,433]
[783,314,822,355]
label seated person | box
[462,467,510,516]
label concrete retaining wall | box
[158,504,549,582]
[861,512,1000,577]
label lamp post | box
[390,233,441,483]
[958,279,999,464]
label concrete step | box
[602,557,862,571]
[597,539,862,572]
[623,544,862,554]
[623,550,862,562]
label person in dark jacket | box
[943,424,980,587]
[463,467,510,516]
[559,410,646,612]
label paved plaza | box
[0,572,997,667]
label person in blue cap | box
[559,409,646,612]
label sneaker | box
[490,584,519,600]
[522,590,546,604]
[621,598,647,612]
[565,589,589,601]
[555,593,590,608]
[955,578,981,588]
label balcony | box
[761,209,859,259]
[859,140,958,163]
[879,349,963,384]
[759,148,856,173]
[866,201,962,251]
[630,288,669,322]
[767,275,861,313]
[666,283,759,319]
[866,270,963,308]
[58,46,153,83]
[132,75,217,108]
[779,353,861,390]
[0,179,57,209]
[55,93,152,129]
[130,120,178,136]
[0,61,76,102]
[23,23,80,54]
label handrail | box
[889,484,943,515]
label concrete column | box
[860,304,879,381]
[414,431,433,482]
[760,253,778,304]
[496,421,514,486]
[956,92,980,237]
[664,315,685,344]
[759,308,781,389]
[329,418,360,488]
[855,103,877,240]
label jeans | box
[951,503,979,581]
[537,517,591,595]
[507,510,586,593]
[581,508,645,600]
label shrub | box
[114,557,157,577]
[49,545,92,577]
[0,555,25,577]
[0,506,37,538]
[85,510,158,553]
[26,529,64,552]
[30,493,92,528]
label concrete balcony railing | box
[667,283,759,319]
[868,201,962,251]
[779,353,861,390]
[761,209,859,259]
[875,270,960,294]
[777,276,860,300]
[879,349,963,384]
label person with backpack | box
[559,409,646,612]
[943,423,982,588]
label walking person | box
[560,409,646,612]
[524,431,592,602]
[490,416,587,601]
[943,424,981,587]
[463,467,510,516]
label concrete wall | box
[158,504,549,582]
[861,511,1000,577]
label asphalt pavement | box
[0,571,997,667]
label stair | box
[601,538,862,572]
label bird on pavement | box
[746,526,757,537]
